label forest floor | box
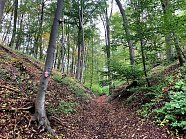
[0,45,185,139]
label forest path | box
[0,45,176,138]
[62,95,170,139]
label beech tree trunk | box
[9,0,18,48]
[79,0,85,83]
[76,27,81,80]
[3,9,13,43]
[39,0,45,60]
[66,22,70,74]
[172,33,184,66]
[90,38,94,89]
[33,0,63,136]
[61,17,65,73]
[140,39,150,87]
[160,0,174,61]
[115,0,135,65]
[71,34,76,76]
[15,14,23,50]
[34,0,45,59]
[105,8,112,94]
[0,0,5,26]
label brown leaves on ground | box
[0,45,185,139]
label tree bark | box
[172,32,184,66]
[160,0,174,61]
[90,38,94,89]
[115,0,135,65]
[66,22,70,74]
[33,0,63,136]
[83,44,88,84]
[105,8,112,94]
[71,34,76,76]
[9,0,18,48]
[61,17,65,73]
[0,0,5,27]
[165,34,173,61]
[39,0,45,60]
[15,14,24,50]
[140,39,150,87]
[76,0,85,82]
[54,44,59,69]
[3,10,13,42]
[34,0,45,59]
[79,0,85,83]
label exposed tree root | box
[30,112,57,136]
[0,105,56,136]
[108,81,138,102]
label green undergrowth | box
[137,64,186,133]
[48,100,77,114]
[52,72,87,99]
[84,83,109,96]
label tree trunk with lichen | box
[32,0,63,136]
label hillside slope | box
[0,45,183,138]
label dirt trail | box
[61,95,171,139]
[0,45,179,138]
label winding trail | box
[0,45,180,138]
[62,95,170,139]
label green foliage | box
[48,100,77,114]
[56,101,77,113]
[52,72,63,83]
[110,61,143,81]
[90,85,103,95]
[101,86,110,95]
[84,82,110,96]
[52,72,87,99]
[136,65,186,133]
[155,79,186,131]
[85,83,105,95]
[137,102,155,118]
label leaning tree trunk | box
[32,0,63,136]
[115,0,135,65]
